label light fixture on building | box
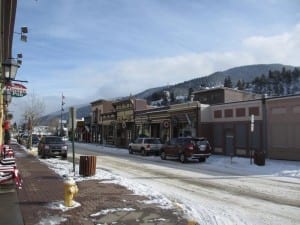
[3,90,12,105]
[17,53,23,65]
[14,26,28,42]
[2,58,20,81]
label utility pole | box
[60,93,65,136]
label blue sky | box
[10,0,300,122]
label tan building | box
[86,89,300,161]
[135,106,170,142]
[267,95,300,160]
[207,100,264,157]
[113,98,148,147]
[90,99,114,143]
[193,87,261,105]
[0,0,18,146]
[135,101,210,143]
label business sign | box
[5,82,27,97]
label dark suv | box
[160,137,212,163]
[38,136,68,159]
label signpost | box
[250,114,254,165]
[5,82,27,97]
[70,107,76,174]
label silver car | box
[128,137,162,156]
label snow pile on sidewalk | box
[42,158,175,209]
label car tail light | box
[146,144,150,150]
[186,143,194,150]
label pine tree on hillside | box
[224,76,233,88]
[236,79,246,90]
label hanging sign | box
[5,82,27,97]
[163,120,170,128]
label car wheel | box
[129,147,133,154]
[160,151,166,160]
[61,154,67,160]
[199,158,206,163]
[179,153,186,163]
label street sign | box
[5,82,27,97]
[250,114,255,132]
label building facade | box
[266,95,300,160]
[113,98,148,147]
[193,87,261,105]
[90,99,114,144]
[81,89,300,161]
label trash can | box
[79,155,97,176]
[254,151,265,166]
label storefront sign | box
[5,82,27,97]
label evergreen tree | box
[170,91,175,103]
[188,87,194,100]
[224,76,233,88]
[236,79,245,90]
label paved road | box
[73,143,300,225]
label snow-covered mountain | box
[40,63,299,124]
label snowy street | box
[64,143,300,225]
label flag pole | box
[60,93,65,136]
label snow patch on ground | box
[42,157,175,210]
[37,143,300,225]
[90,207,136,217]
[36,215,67,225]
[46,200,81,212]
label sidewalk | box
[9,143,190,225]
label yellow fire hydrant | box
[64,177,78,207]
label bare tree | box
[48,117,60,135]
[22,92,45,149]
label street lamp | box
[2,58,20,81]
[3,90,12,105]
[14,26,28,42]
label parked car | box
[38,135,68,159]
[128,137,163,156]
[62,136,69,142]
[32,135,40,147]
[19,133,29,146]
[160,137,212,163]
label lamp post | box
[60,94,66,137]
[2,59,20,146]
[3,58,20,81]
[14,26,28,42]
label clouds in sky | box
[11,0,300,121]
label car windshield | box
[45,137,64,144]
[198,140,208,145]
[145,139,161,144]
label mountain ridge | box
[39,63,299,125]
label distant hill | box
[167,64,297,96]
[40,63,298,124]
[39,104,91,125]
